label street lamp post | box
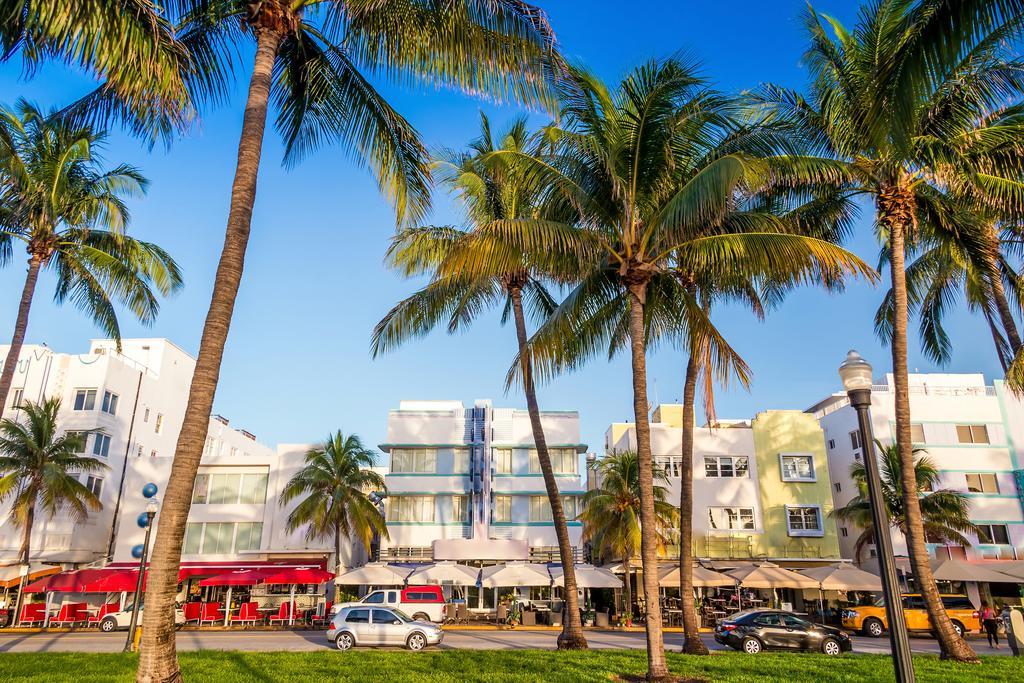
[125,486,158,652]
[838,350,915,683]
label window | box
[154,413,163,434]
[840,527,848,537]
[493,449,513,473]
[561,496,578,520]
[363,592,385,604]
[143,408,149,422]
[92,433,111,457]
[73,388,97,411]
[910,423,926,443]
[209,473,240,504]
[194,472,268,504]
[453,448,470,474]
[976,524,1010,545]
[373,609,401,625]
[66,431,89,454]
[828,439,835,450]
[84,475,103,497]
[136,445,144,458]
[656,456,681,478]
[234,522,263,551]
[834,482,842,493]
[390,448,437,474]
[528,448,577,474]
[956,425,990,444]
[849,430,861,450]
[786,506,823,536]
[200,522,234,554]
[451,495,470,523]
[238,473,269,503]
[493,495,512,522]
[780,454,815,481]
[150,450,157,458]
[707,507,755,531]
[346,609,370,623]
[529,496,552,522]
[704,456,749,478]
[192,474,209,504]
[182,521,263,554]
[389,496,435,522]
[965,473,999,494]
[10,388,23,409]
[101,391,118,415]
[183,523,202,554]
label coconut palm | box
[279,431,386,570]
[372,114,588,649]
[138,4,561,678]
[833,442,975,564]
[0,101,183,420]
[750,1,1024,660]
[0,397,107,617]
[579,450,677,624]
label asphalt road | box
[0,629,1011,656]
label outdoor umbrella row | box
[335,561,623,588]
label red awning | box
[23,569,121,593]
[82,569,144,593]
[259,568,334,585]
[198,569,268,587]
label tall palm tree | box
[0,397,107,617]
[0,101,183,420]
[579,450,677,623]
[138,4,562,679]
[279,431,386,572]
[445,59,871,678]
[751,1,1024,660]
[833,442,975,564]
[373,114,588,649]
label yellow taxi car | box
[841,594,979,638]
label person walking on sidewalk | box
[981,602,1000,649]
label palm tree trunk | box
[623,556,632,622]
[626,281,670,679]
[13,502,35,625]
[136,27,283,683]
[509,286,587,649]
[0,257,41,421]
[679,354,707,655]
[333,525,342,602]
[883,195,978,663]
[982,223,1023,356]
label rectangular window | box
[840,527,848,537]
[154,414,163,434]
[92,433,111,457]
[229,447,238,458]
[956,425,990,444]
[704,456,749,478]
[976,524,1010,545]
[192,474,209,504]
[73,388,97,411]
[238,473,268,504]
[66,431,89,454]
[849,430,861,450]
[707,507,755,531]
[453,448,470,474]
[834,482,842,493]
[656,456,681,478]
[528,448,577,474]
[562,496,578,520]
[390,448,437,474]
[183,523,203,555]
[493,495,512,522]
[529,496,552,522]
[493,449,512,474]
[389,496,435,522]
[143,408,149,423]
[10,388,23,409]
[84,475,103,498]
[965,472,999,494]
[780,454,815,481]
[234,522,263,551]
[451,495,470,523]
[208,473,240,504]
[200,522,234,554]
[786,506,823,536]
[101,391,118,415]
[910,423,926,443]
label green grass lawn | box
[0,650,1018,682]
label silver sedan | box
[327,606,443,651]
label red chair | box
[310,601,333,627]
[18,603,46,626]
[267,602,294,625]
[198,601,225,626]
[231,602,259,626]
[50,603,86,627]
[182,602,202,624]
[88,601,121,627]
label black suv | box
[714,609,853,655]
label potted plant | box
[583,609,596,627]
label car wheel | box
[335,632,354,651]
[99,618,118,633]
[412,613,430,622]
[950,621,964,638]
[407,632,427,651]
[863,618,884,638]
[821,637,842,656]
[741,637,762,655]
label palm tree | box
[579,450,677,624]
[833,442,975,564]
[279,432,386,574]
[750,1,1024,660]
[444,59,871,678]
[372,114,588,649]
[0,101,183,420]
[0,397,107,618]
[138,4,561,678]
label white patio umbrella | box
[406,562,479,586]
[479,562,551,588]
[987,561,1024,581]
[797,563,882,622]
[549,564,622,588]
[658,564,735,588]
[334,563,412,586]
[930,558,1023,583]
[726,562,818,609]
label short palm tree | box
[579,450,677,624]
[138,3,562,677]
[750,1,1024,660]
[279,432,386,568]
[0,398,107,614]
[373,114,588,649]
[0,101,183,420]
[833,442,975,564]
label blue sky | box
[0,1,1005,458]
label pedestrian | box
[980,601,1000,649]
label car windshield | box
[390,608,413,623]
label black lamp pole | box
[125,498,157,652]
[839,351,915,683]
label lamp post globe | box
[838,349,873,392]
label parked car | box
[332,586,445,622]
[715,609,853,655]
[841,594,979,638]
[99,603,186,632]
[327,606,443,651]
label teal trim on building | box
[492,473,580,478]
[491,490,586,496]
[386,473,471,477]
[490,443,588,452]
[490,521,583,527]
[387,490,469,496]
[961,493,1020,499]
[378,443,477,449]
[385,522,471,526]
